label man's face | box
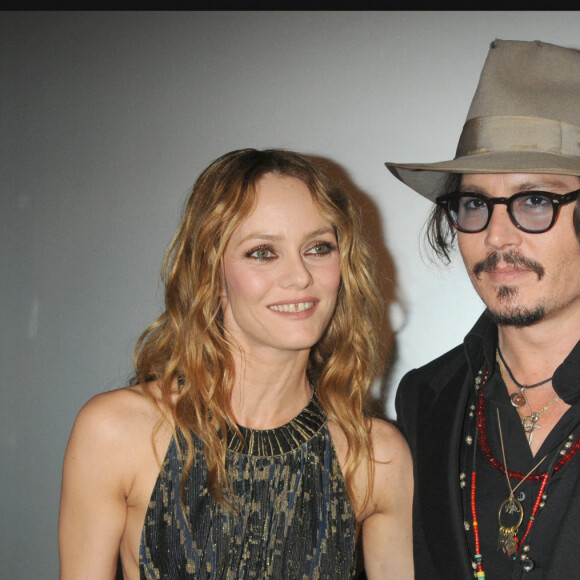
[457,173,580,327]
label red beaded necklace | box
[469,367,580,577]
[475,390,580,478]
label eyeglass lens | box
[449,194,554,232]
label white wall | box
[3,11,580,577]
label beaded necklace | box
[468,367,580,576]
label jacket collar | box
[553,340,580,405]
[462,310,580,405]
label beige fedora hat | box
[385,39,580,202]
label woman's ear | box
[219,262,229,307]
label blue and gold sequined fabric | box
[140,395,357,579]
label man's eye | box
[462,198,487,211]
[521,194,550,208]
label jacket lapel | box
[543,451,580,577]
[414,359,474,577]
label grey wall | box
[3,11,580,577]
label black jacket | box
[395,312,580,579]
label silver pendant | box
[522,415,541,433]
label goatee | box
[485,305,545,328]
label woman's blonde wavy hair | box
[134,148,385,512]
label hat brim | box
[386,151,580,202]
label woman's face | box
[221,173,341,358]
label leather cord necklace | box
[496,346,553,407]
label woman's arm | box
[361,419,414,580]
[58,389,143,579]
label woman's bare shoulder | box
[365,417,413,511]
[326,415,413,526]
[367,417,411,464]
[60,384,172,579]
[66,383,172,473]
[358,418,414,579]
[72,385,164,439]
[326,415,409,465]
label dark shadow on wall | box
[308,155,401,423]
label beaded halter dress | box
[139,395,358,579]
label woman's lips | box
[268,300,316,313]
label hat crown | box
[467,39,580,126]
[385,38,580,201]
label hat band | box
[456,115,580,159]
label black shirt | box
[460,314,580,579]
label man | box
[385,39,580,579]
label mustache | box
[473,251,545,279]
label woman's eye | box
[247,246,275,261]
[307,242,336,256]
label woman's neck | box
[229,348,312,429]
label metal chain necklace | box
[516,397,560,446]
[496,349,559,446]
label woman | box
[58,148,413,579]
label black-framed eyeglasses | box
[436,189,580,234]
